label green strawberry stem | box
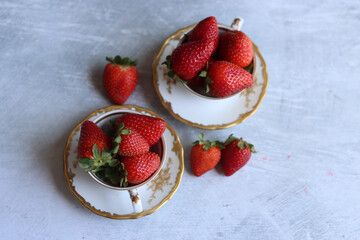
[106,55,137,66]
[118,163,129,187]
[224,134,257,153]
[193,133,224,150]
[205,76,212,94]
[78,144,115,172]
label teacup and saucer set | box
[63,18,267,219]
[63,105,184,219]
[152,18,268,129]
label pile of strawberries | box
[77,113,166,186]
[163,16,254,98]
[191,133,256,177]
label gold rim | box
[152,23,268,130]
[63,105,184,219]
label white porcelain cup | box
[87,111,166,214]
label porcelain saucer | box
[63,105,184,219]
[152,21,268,129]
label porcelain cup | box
[87,111,166,214]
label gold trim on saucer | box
[63,105,184,219]
[152,23,268,130]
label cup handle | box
[231,18,244,30]
[128,189,143,213]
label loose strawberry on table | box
[103,55,138,105]
[218,30,253,68]
[221,134,256,176]
[190,133,224,177]
[115,113,166,147]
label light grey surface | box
[1,0,359,239]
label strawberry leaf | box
[114,135,122,144]
[109,159,119,167]
[106,55,137,66]
[92,166,104,172]
[199,71,207,77]
[114,55,121,64]
[205,77,212,93]
[92,144,101,160]
[162,55,172,69]
[224,134,240,145]
[117,122,125,130]
[109,173,120,185]
[101,149,112,161]
[120,129,131,135]
[245,143,257,153]
[215,141,225,149]
[111,144,119,154]
[118,163,129,187]
[122,57,130,65]
[78,158,94,170]
[84,166,95,171]
[106,56,114,63]
[238,141,245,149]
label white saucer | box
[152,23,268,129]
[63,105,184,219]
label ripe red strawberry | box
[115,113,166,147]
[120,152,160,184]
[218,30,253,68]
[221,135,256,176]
[170,39,215,80]
[190,133,223,177]
[77,121,113,170]
[206,61,254,98]
[114,123,149,157]
[188,16,219,53]
[77,121,112,159]
[103,55,138,105]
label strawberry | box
[120,152,160,185]
[190,133,224,177]
[188,16,219,54]
[205,61,254,98]
[114,123,149,157]
[221,135,256,176]
[115,113,166,147]
[103,55,138,105]
[77,120,114,171]
[218,30,253,68]
[168,39,215,80]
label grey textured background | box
[1,0,359,239]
